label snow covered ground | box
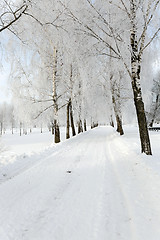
[0,126,160,239]
[1,128,66,155]
[0,128,67,184]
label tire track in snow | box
[18,136,92,240]
[105,135,138,240]
[0,130,91,185]
[21,128,114,240]
[0,134,92,240]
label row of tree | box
[1,0,160,155]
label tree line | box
[1,0,160,155]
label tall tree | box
[63,0,160,154]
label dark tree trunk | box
[149,120,153,128]
[130,1,152,155]
[12,122,14,134]
[20,122,22,136]
[91,122,98,129]
[132,85,152,154]
[84,119,87,131]
[110,115,114,127]
[69,99,76,136]
[78,120,83,134]
[54,119,60,143]
[66,101,70,139]
[116,115,124,135]
[51,123,54,135]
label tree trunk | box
[23,128,27,135]
[0,122,2,135]
[78,120,83,134]
[51,123,54,135]
[132,90,152,154]
[12,122,14,134]
[66,100,70,139]
[53,47,61,143]
[54,119,60,143]
[91,122,98,129]
[112,94,124,135]
[20,122,22,136]
[109,52,124,136]
[70,99,76,136]
[116,114,124,135]
[110,115,114,127]
[84,119,87,131]
[149,120,153,128]
[130,0,152,155]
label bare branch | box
[59,0,121,58]
[141,27,160,52]
[138,0,160,45]
[23,12,43,26]
[0,4,28,32]
[34,104,54,119]
[58,102,68,111]
[119,0,131,19]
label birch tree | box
[63,0,160,155]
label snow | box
[0,128,66,183]
[0,126,160,239]
[1,128,63,155]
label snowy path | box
[0,127,160,240]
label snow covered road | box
[0,127,160,240]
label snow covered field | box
[0,126,160,240]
